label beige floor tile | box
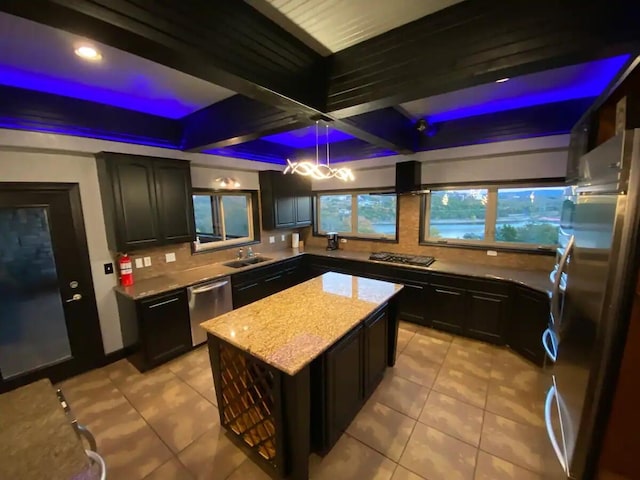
[417,326,453,343]
[170,363,217,407]
[309,434,396,480]
[178,425,248,480]
[480,412,546,474]
[491,351,544,394]
[391,353,440,387]
[444,344,493,380]
[373,373,430,419]
[474,451,541,480]
[418,391,484,446]
[402,333,450,365]
[347,399,416,461]
[485,383,545,428]
[145,394,220,453]
[397,328,415,354]
[104,358,145,387]
[143,457,194,480]
[399,423,477,480]
[121,373,201,417]
[433,366,489,408]
[391,465,426,480]
[399,321,420,333]
[451,336,498,355]
[225,458,272,480]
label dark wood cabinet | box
[231,257,305,308]
[325,324,364,449]
[154,159,195,243]
[116,288,192,372]
[507,286,549,366]
[259,170,312,230]
[426,284,467,334]
[364,308,388,396]
[97,152,195,251]
[466,290,510,344]
[397,282,427,325]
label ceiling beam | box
[327,0,640,117]
[0,85,182,148]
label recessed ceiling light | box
[74,45,102,61]
[495,77,510,83]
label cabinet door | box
[154,160,195,244]
[275,197,296,228]
[466,290,509,344]
[507,287,549,366]
[139,289,191,368]
[112,157,159,249]
[364,309,388,396]
[325,325,363,447]
[295,196,312,226]
[426,284,467,334]
[398,283,427,326]
[232,281,262,308]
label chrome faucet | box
[247,247,254,258]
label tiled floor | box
[57,321,547,479]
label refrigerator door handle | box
[542,328,558,362]
[545,381,570,475]
[551,235,575,326]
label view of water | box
[371,220,560,238]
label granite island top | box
[115,247,552,300]
[0,379,91,480]
[200,272,403,375]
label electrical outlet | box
[135,258,144,269]
[281,234,286,241]
[269,236,275,244]
[340,238,347,243]
[143,256,152,267]
[487,250,498,257]
[103,263,114,275]
[165,252,176,263]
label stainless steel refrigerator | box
[542,129,640,479]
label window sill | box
[419,240,556,255]
[191,239,260,255]
[313,231,398,244]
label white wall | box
[312,134,571,190]
[0,149,122,353]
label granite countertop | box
[0,379,91,480]
[115,246,552,300]
[200,272,403,375]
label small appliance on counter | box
[326,232,339,250]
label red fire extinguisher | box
[119,253,134,287]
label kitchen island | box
[200,272,403,479]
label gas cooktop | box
[369,252,435,268]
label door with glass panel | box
[0,183,103,392]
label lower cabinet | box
[507,286,549,366]
[466,290,510,344]
[231,257,304,308]
[364,308,388,396]
[426,284,467,335]
[116,288,192,372]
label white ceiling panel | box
[253,0,464,53]
[0,13,235,118]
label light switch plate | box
[135,258,144,269]
[143,256,152,267]
[269,236,275,244]
[487,250,498,257]
[281,234,286,241]
[340,238,347,243]
[165,252,176,263]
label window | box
[423,185,565,249]
[192,191,258,251]
[317,192,397,240]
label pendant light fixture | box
[284,122,354,181]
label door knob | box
[65,293,83,303]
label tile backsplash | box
[127,230,299,281]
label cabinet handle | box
[435,288,460,296]
[265,275,283,283]
[148,297,179,309]
[544,382,568,473]
[542,328,558,363]
[237,282,259,291]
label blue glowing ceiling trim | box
[428,55,630,123]
[0,120,179,149]
[262,125,354,148]
[203,148,287,165]
[0,67,201,119]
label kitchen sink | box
[223,257,272,268]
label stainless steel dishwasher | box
[187,277,232,346]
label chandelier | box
[284,122,355,181]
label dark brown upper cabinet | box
[97,152,195,251]
[259,170,312,230]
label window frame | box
[191,189,261,253]
[314,190,399,243]
[420,181,565,254]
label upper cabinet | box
[259,170,312,230]
[97,152,195,251]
